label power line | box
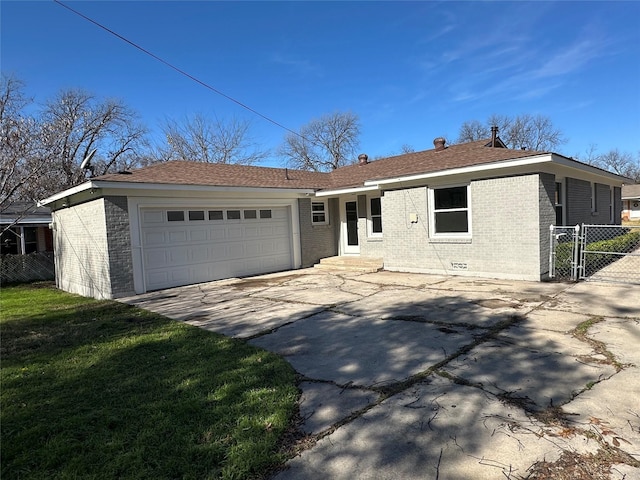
[53,0,305,141]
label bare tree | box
[456,114,565,151]
[582,148,640,182]
[279,111,360,171]
[0,74,43,213]
[153,114,267,165]
[39,88,148,191]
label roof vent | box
[358,153,369,165]
[490,126,498,147]
[433,137,446,151]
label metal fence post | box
[571,224,581,281]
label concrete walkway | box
[121,269,640,479]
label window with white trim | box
[368,197,382,237]
[429,185,471,236]
[311,200,328,225]
[555,180,564,226]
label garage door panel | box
[189,229,208,242]
[227,226,243,239]
[190,245,210,262]
[227,243,245,260]
[210,227,226,240]
[169,230,188,243]
[144,231,167,246]
[142,210,164,224]
[168,248,189,264]
[141,206,293,291]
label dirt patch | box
[524,447,639,479]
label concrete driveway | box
[121,269,640,479]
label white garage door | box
[140,206,292,291]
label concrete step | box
[314,256,384,272]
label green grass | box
[0,283,298,480]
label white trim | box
[366,155,553,187]
[40,180,315,206]
[428,184,472,239]
[315,185,379,197]
[339,197,360,255]
[367,195,383,238]
[127,196,302,294]
[39,181,95,205]
[311,199,329,225]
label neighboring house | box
[0,202,54,255]
[621,184,640,220]
[40,137,626,299]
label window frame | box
[367,196,383,237]
[428,184,472,238]
[555,179,565,226]
[311,200,329,225]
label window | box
[226,210,241,220]
[591,183,598,213]
[244,210,257,219]
[167,211,185,222]
[430,185,470,236]
[208,210,224,220]
[555,181,564,226]
[311,200,328,225]
[259,209,272,219]
[23,227,38,254]
[609,187,614,224]
[188,210,205,221]
[369,197,382,236]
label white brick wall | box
[382,174,547,281]
[53,198,113,299]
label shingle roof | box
[94,139,549,191]
[622,184,640,199]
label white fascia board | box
[92,181,315,196]
[551,154,632,182]
[364,154,553,187]
[0,216,52,225]
[38,181,95,206]
[39,180,316,205]
[315,185,380,197]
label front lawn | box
[0,284,298,479]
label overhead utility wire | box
[53,0,305,141]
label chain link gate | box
[549,224,640,284]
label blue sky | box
[2,1,639,167]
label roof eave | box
[364,154,553,187]
[39,180,317,205]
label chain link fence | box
[549,224,640,284]
[580,225,640,284]
[0,252,55,285]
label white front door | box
[340,199,360,255]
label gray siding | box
[104,196,135,297]
[614,186,622,224]
[566,178,592,226]
[538,173,556,277]
[566,178,620,225]
[298,197,338,267]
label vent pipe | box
[490,126,498,147]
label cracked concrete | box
[120,269,640,479]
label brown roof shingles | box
[95,139,549,192]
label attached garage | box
[140,206,293,291]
